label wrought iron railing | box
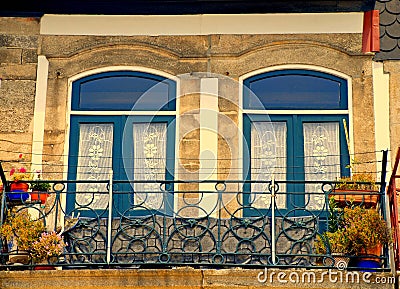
[0,173,391,271]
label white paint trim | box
[173,79,181,214]
[70,111,176,116]
[238,64,354,180]
[239,64,353,82]
[31,56,49,176]
[199,78,219,215]
[40,13,363,36]
[68,66,178,84]
[372,62,391,177]
[243,110,349,115]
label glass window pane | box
[76,124,113,209]
[244,71,346,110]
[133,122,167,210]
[251,121,287,209]
[303,122,341,210]
[76,74,173,111]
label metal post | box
[380,149,388,194]
[106,170,113,265]
[0,162,7,226]
[271,175,276,265]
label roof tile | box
[375,0,400,60]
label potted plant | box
[30,231,66,269]
[30,172,51,204]
[343,206,392,269]
[315,229,351,267]
[0,210,45,264]
[330,173,380,208]
[8,154,32,202]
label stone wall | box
[0,268,395,289]
[0,17,40,173]
[38,32,377,178]
[0,16,381,178]
[386,61,400,162]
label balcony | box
[0,175,391,272]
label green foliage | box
[0,210,45,251]
[343,206,392,255]
[315,229,351,254]
[30,181,51,191]
[327,196,343,233]
[0,210,65,263]
[315,201,392,256]
[335,173,378,191]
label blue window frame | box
[67,71,176,216]
[71,71,176,111]
[243,69,348,110]
[243,69,350,213]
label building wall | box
[0,17,40,171]
[42,34,377,177]
[0,268,395,289]
[0,12,398,288]
[0,16,382,177]
[386,61,400,161]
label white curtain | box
[251,121,287,208]
[133,122,167,210]
[303,122,341,210]
[76,124,113,209]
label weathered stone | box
[0,17,40,35]
[0,80,35,133]
[40,35,209,58]
[0,48,22,64]
[0,64,37,80]
[22,48,38,63]
[0,34,39,49]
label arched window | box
[68,71,176,215]
[243,69,350,211]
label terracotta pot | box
[10,182,29,192]
[30,190,49,204]
[329,189,380,208]
[332,253,350,269]
[366,245,382,257]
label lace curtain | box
[133,122,167,210]
[76,124,113,209]
[303,122,341,210]
[251,121,287,208]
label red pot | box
[30,191,49,204]
[10,182,29,192]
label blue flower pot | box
[7,190,29,202]
[356,259,381,272]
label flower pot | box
[7,182,29,202]
[329,189,380,208]
[332,253,350,269]
[7,239,30,265]
[355,259,381,272]
[8,251,30,264]
[30,190,49,204]
[355,245,382,272]
[10,182,29,192]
